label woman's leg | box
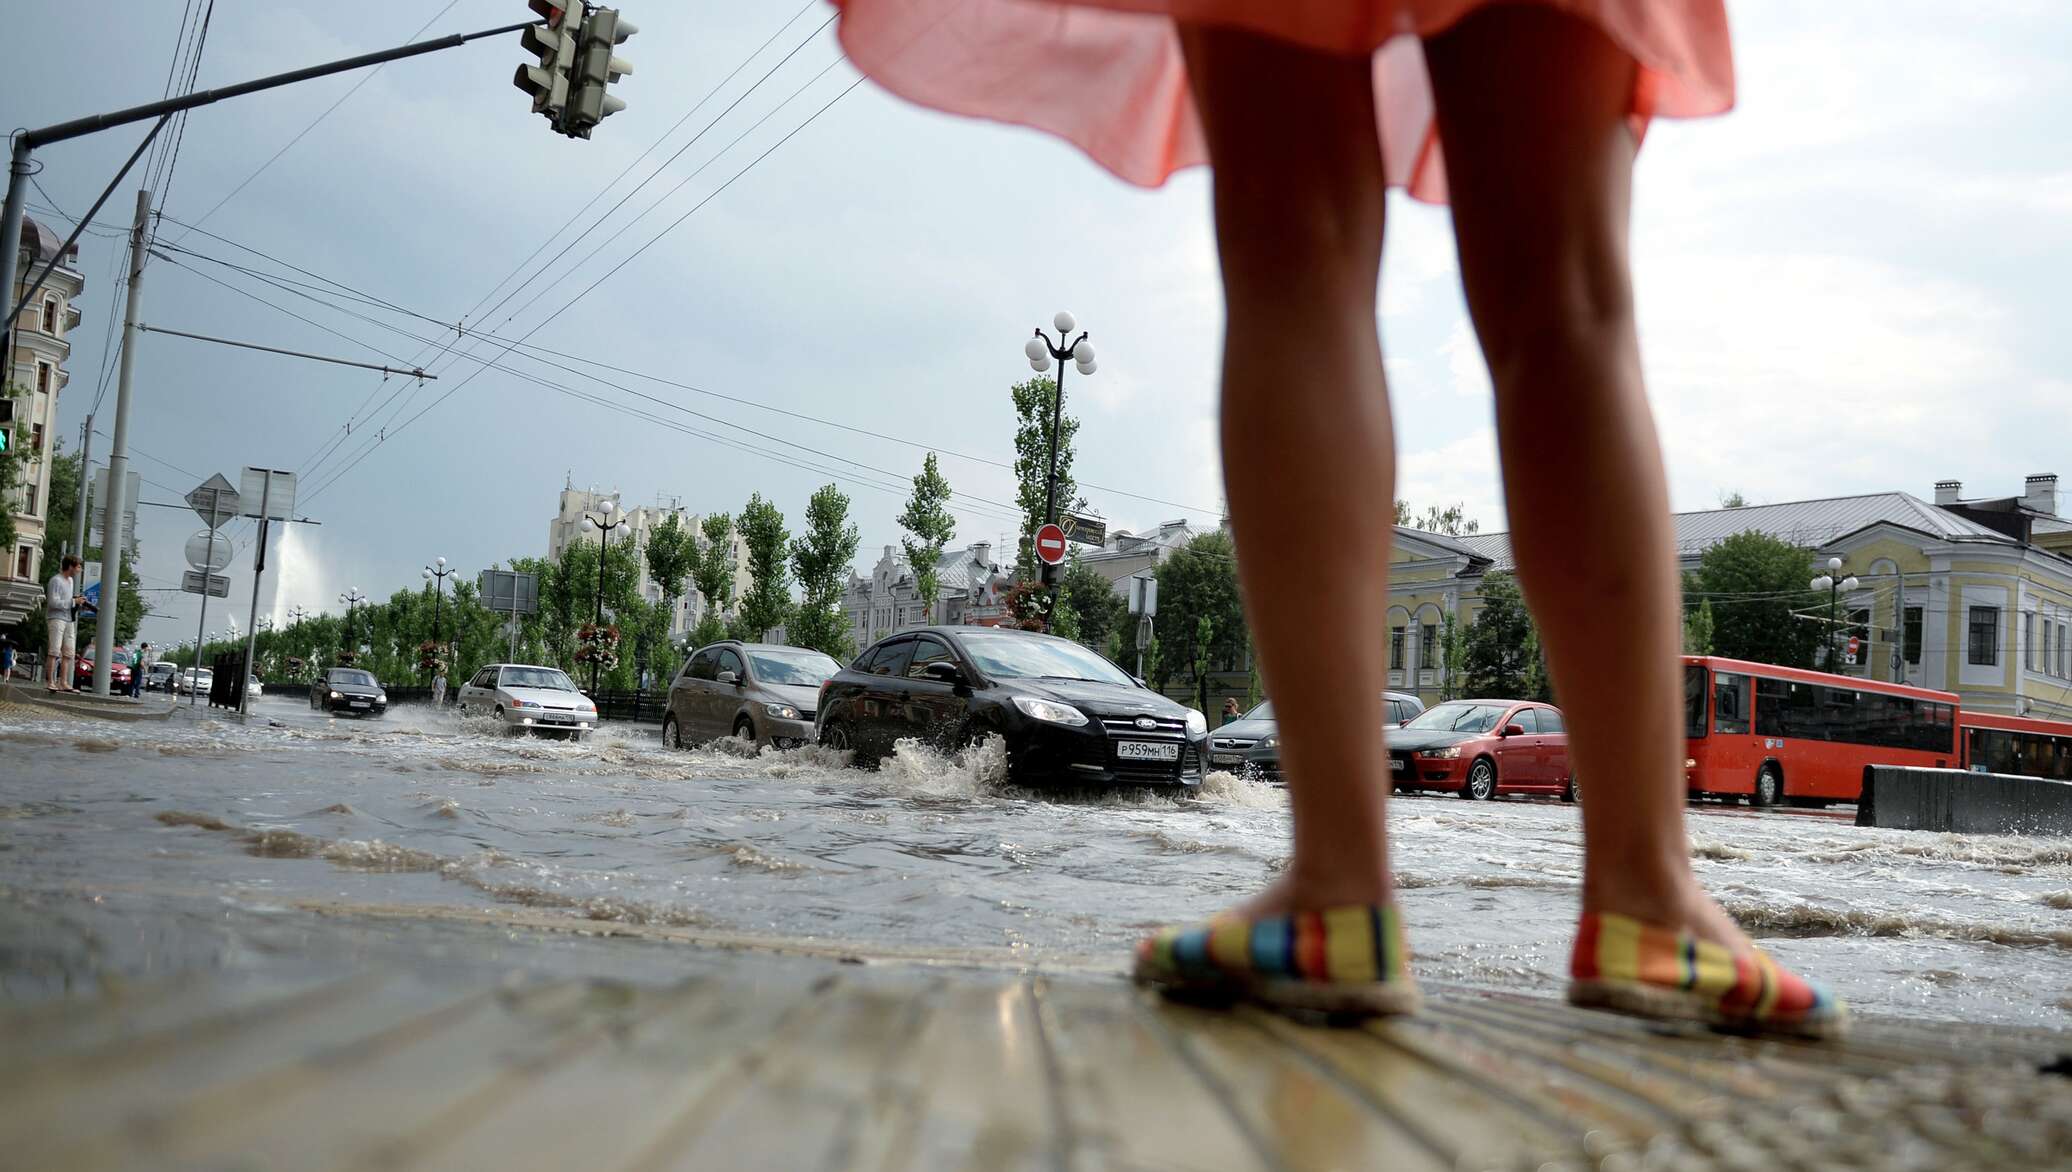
[1424,8,1743,947]
[1179,24,1396,912]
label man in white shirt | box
[45,556,81,693]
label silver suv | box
[663,641,841,749]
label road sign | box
[1129,575,1158,617]
[1846,635,1861,665]
[184,529,234,572]
[478,569,541,615]
[187,473,240,528]
[181,571,231,598]
[239,467,297,521]
[89,467,140,554]
[1060,512,1107,547]
[1034,523,1067,566]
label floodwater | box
[3,695,2068,1027]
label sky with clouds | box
[7,1,2067,646]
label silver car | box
[455,663,598,738]
[663,641,841,750]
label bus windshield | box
[1684,664,1707,739]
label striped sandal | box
[1132,904,1422,1017]
[1567,912,1847,1039]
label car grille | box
[1211,737,1256,751]
[1101,715,1188,735]
[1103,741,1203,782]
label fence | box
[588,690,667,724]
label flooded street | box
[4,697,2069,1028]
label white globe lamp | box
[1053,310,1076,334]
[1023,336,1047,361]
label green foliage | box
[1687,531,1825,668]
[1682,597,1717,655]
[1056,558,1125,651]
[1393,500,1480,536]
[787,484,860,659]
[688,613,730,651]
[898,452,957,615]
[1010,376,1079,574]
[1150,532,1246,691]
[736,493,792,641]
[1463,572,1546,699]
[1439,614,1470,701]
[691,511,736,627]
[644,514,696,605]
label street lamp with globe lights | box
[580,500,627,690]
[1809,556,1860,670]
[1024,311,1096,616]
[339,587,366,656]
[422,557,455,681]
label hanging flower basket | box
[575,623,622,671]
[417,640,447,675]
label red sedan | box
[1388,698,1575,802]
[74,658,133,690]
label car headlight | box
[512,698,541,709]
[1184,709,1208,737]
[329,691,342,700]
[1012,696,1088,726]
[1417,746,1462,759]
[764,703,801,720]
[377,693,388,703]
[1256,734,1278,750]
[1685,758,1697,769]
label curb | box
[0,682,177,722]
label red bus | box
[1959,711,2072,781]
[1682,656,1958,806]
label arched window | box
[41,297,58,334]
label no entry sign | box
[1034,523,1067,566]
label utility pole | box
[68,414,92,558]
[89,189,149,697]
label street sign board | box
[187,473,240,528]
[88,467,140,554]
[1845,635,1861,665]
[478,569,540,615]
[181,571,231,598]
[184,529,234,572]
[90,468,141,510]
[239,467,297,521]
[1034,523,1067,566]
[1060,512,1107,547]
[1128,575,1158,617]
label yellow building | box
[1390,475,2072,721]
[3,217,85,625]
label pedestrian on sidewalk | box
[129,644,151,698]
[45,556,81,693]
[1220,696,1241,727]
[833,0,1841,1037]
[432,669,447,708]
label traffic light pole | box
[0,19,532,337]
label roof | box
[1446,492,2013,572]
[16,217,79,269]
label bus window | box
[1684,664,1707,738]
[1754,676,1788,737]
[1713,672,1750,735]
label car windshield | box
[1404,702,1511,734]
[747,649,841,686]
[1242,701,1275,721]
[333,670,377,687]
[503,667,576,691]
[958,632,1134,686]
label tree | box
[1011,375,1079,574]
[898,452,957,618]
[644,514,696,613]
[1056,558,1126,652]
[788,484,860,658]
[736,493,792,641]
[1393,500,1481,536]
[1687,531,1827,668]
[1151,532,1246,692]
[1462,572,1542,698]
[691,511,737,636]
[1683,597,1717,655]
[1439,613,1470,701]
[20,445,147,650]
[1718,491,1750,509]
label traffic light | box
[1040,559,1061,588]
[515,1,580,130]
[566,8,636,139]
[0,397,13,454]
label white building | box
[546,483,752,639]
[844,541,1014,645]
[3,218,85,624]
[1077,519,1206,595]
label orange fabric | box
[831,0,1734,203]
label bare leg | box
[1426,9,1744,948]
[1179,25,1395,914]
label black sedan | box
[310,666,388,717]
[816,626,1209,787]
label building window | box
[29,422,42,455]
[1967,606,1999,667]
[2026,612,2038,671]
[14,545,29,579]
[2060,622,2070,678]
[42,297,57,334]
[1389,626,1405,670]
[1903,607,1922,666]
[36,363,51,395]
[1419,624,1438,671]
[2043,620,2054,677]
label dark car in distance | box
[816,625,1210,787]
[1388,699,1574,801]
[311,666,388,717]
[1240,691,1424,781]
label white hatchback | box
[455,663,597,737]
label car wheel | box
[1562,771,1579,804]
[823,720,872,768]
[734,716,757,746]
[662,714,681,750]
[1753,763,1783,808]
[1463,759,1497,801]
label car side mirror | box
[1501,723,1526,738]
[717,670,740,686]
[922,661,964,685]
[1132,676,1149,689]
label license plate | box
[350,699,370,707]
[1117,740,1179,762]
[1389,758,1405,772]
[1211,753,1244,766]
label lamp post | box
[422,556,454,681]
[580,500,625,691]
[1809,556,1860,672]
[338,587,366,658]
[1023,310,1097,622]
[288,605,310,626]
